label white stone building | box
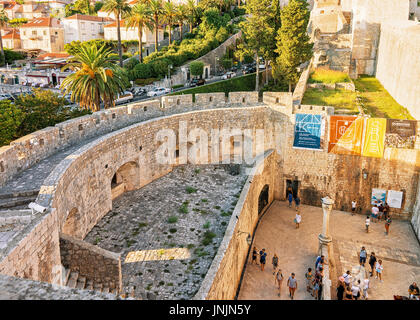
[103,19,164,45]
[63,14,114,44]
[19,17,64,53]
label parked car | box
[147,87,170,97]
[243,65,256,75]
[115,91,134,104]
[221,72,236,80]
[133,87,147,96]
[189,78,206,87]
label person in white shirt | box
[295,212,301,229]
[375,260,384,282]
[363,278,370,300]
[342,270,352,286]
[351,280,361,300]
[365,216,370,233]
[371,205,379,222]
[351,200,357,215]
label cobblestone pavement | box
[84,164,247,300]
[238,201,420,300]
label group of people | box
[351,199,393,235]
[287,188,302,228]
[251,247,325,300]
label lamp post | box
[168,64,173,91]
[318,196,334,254]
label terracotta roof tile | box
[20,17,59,28]
[65,14,114,23]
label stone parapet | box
[228,91,259,105]
[59,233,122,292]
[195,93,226,107]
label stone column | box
[318,196,334,253]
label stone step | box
[66,271,79,289]
[0,190,39,200]
[0,196,37,209]
[62,268,71,286]
[76,276,86,290]
[86,279,94,291]
[93,283,103,292]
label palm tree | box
[125,3,153,63]
[60,43,129,112]
[176,3,188,41]
[149,0,164,52]
[102,0,131,67]
[162,1,178,45]
[186,0,198,33]
[0,10,9,64]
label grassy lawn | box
[302,88,359,114]
[302,75,414,119]
[308,68,351,84]
[170,73,260,100]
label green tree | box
[237,0,274,92]
[0,10,9,65]
[186,0,201,33]
[13,89,89,137]
[60,43,129,111]
[162,1,178,45]
[149,0,164,52]
[189,61,204,77]
[7,18,28,27]
[0,100,23,146]
[102,0,131,67]
[176,4,188,41]
[275,0,312,92]
[124,2,153,63]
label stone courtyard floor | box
[238,201,420,300]
[84,164,247,300]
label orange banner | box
[362,118,387,158]
[329,116,364,155]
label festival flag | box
[329,116,364,155]
[362,118,387,158]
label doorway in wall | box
[286,179,299,198]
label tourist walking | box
[295,211,301,228]
[383,202,390,220]
[251,246,259,265]
[272,254,279,275]
[305,268,314,294]
[378,202,384,221]
[315,267,323,300]
[313,276,320,299]
[351,280,361,300]
[385,216,392,235]
[368,252,377,277]
[371,205,379,222]
[344,285,353,300]
[336,276,345,300]
[294,196,301,211]
[375,260,383,282]
[288,192,293,208]
[275,269,284,297]
[363,278,370,300]
[315,255,324,270]
[365,215,370,233]
[287,273,298,299]
[342,270,352,287]
[351,199,357,215]
[408,282,420,300]
[259,248,267,271]
[359,246,367,267]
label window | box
[32,30,37,35]
[43,30,46,36]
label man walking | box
[287,273,298,299]
[351,199,357,216]
[368,252,377,277]
[294,196,301,211]
[259,248,267,271]
[359,246,367,267]
[385,216,392,235]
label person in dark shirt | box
[336,277,345,300]
[294,196,301,211]
[409,282,419,300]
[259,248,267,271]
[368,252,377,277]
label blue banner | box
[293,113,322,150]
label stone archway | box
[62,207,80,236]
[111,161,140,200]
[258,185,269,214]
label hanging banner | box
[293,114,323,150]
[371,188,386,205]
[362,118,386,158]
[385,119,417,149]
[329,116,364,155]
[386,190,403,209]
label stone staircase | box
[62,268,119,295]
[0,190,39,210]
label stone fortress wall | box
[0,91,419,299]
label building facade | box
[19,17,64,53]
[63,14,114,44]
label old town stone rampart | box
[0,91,419,298]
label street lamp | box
[168,64,173,91]
[237,230,252,246]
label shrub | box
[215,27,229,43]
[169,228,177,233]
[203,222,210,229]
[189,61,204,77]
[202,231,216,246]
[186,186,198,193]
[134,63,153,79]
[222,58,233,70]
[134,78,158,86]
[167,216,178,223]
[179,203,189,214]
[0,100,24,146]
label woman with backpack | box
[275,269,284,297]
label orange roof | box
[2,28,20,40]
[20,17,60,28]
[65,14,114,23]
[37,52,70,60]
